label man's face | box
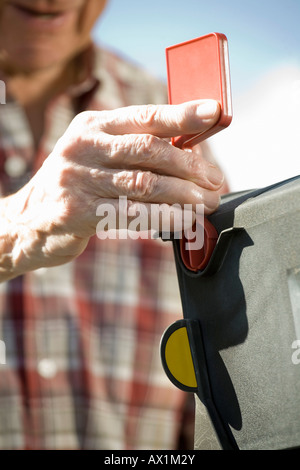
[0,0,107,72]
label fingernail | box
[206,164,224,186]
[196,100,219,119]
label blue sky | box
[92,1,300,191]
[93,0,300,95]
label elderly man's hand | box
[1,99,224,277]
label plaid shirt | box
[0,45,196,450]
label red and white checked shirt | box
[0,45,196,450]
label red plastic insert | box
[180,219,218,272]
[166,32,232,148]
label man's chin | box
[0,35,91,75]
[0,46,73,75]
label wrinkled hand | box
[7,99,224,273]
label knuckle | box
[130,170,159,200]
[134,133,159,158]
[186,154,202,177]
[56,162,76,191]
[183,151,208,185]
[137,104,159,129]
[108,134,161,168]
[109,135,133,163]
[71,110,96,128]
[44,155,78,193]
[56,111,101,159]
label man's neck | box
[7,60,75,105]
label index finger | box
[84,100,220,138]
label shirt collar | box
[65,42,100,100]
